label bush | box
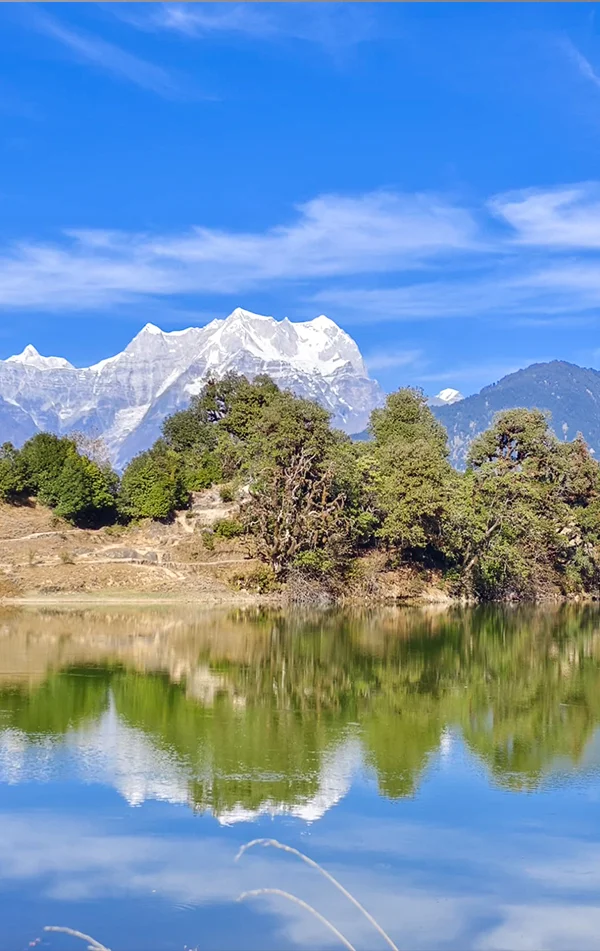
[201,530,215,552]
[103,523,126,537]
[232,565,277,594]
[292,549,336,577]
[219,485,234,503]
[213,518,244,539]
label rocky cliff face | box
[0,308,384,467]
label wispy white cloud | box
[136,4,281,41]
[490,183,600,248]
[364,348,424,371]
[0,191,477,311]
[33,11,180,98]
[4,181,600,323]
[312,256,600,324]
[564,39,600,92]
[118,2,377,55]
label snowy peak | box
[88,309,363,380]
[437,388,464,404]
[428,387,464,407]
[0,309,384,464]
[138,322,164,337]
[6,344,73,371]
[212,308,366,377]
[227,307,271,323]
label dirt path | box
[0,529,82,543]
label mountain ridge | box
[432,359,600,467]
[0,308,384,467]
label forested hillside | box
[433,361,600,468]
[2,372,600,602]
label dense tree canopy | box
[2,375,600,600]
[366,389,454,563]
[2,433,117,525]
[118,440,188,520]
[0,441,27,502]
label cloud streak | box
[3,182,600,323]
[490,183,600,248]
[119,2,377,55]
[33,11,180,98]
[564,40,600,92]
[0,192,477,311]
[364,348,424,371]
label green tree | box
[52,451,117,524]
[162,407,218,454]
[119,441,188,519]
[0,442,27,502]
[467,408,555,475]
[456,410,600,598]
[367,388,453,563]
[18,433,118,525]
[370,387,448,452]
[20,433,73,506]
[162,374,280,489]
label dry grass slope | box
[0,492,263,603]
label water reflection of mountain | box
[1,605,600,818]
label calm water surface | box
[1,605,600,951]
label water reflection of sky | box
[1,721,600,950]
[2,604,600,950]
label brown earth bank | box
[0,496,453,606]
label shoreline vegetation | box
[2,374,600,604]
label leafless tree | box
[244,447,347,578]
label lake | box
[1,604,600,951]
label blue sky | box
[3,3,600,394]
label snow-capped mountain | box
[0,308,384,467]
[427,387,464,407]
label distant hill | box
[432,361,600,468]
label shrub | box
[201,530,215,552]
[213,518,244,539]
[103,523,126,537]
[219,485,234,503]
[292,549,336,577]
[232,565,277,593]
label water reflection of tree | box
[0,665,111,736]
[1,606,600,805]
[111,671,345,813]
